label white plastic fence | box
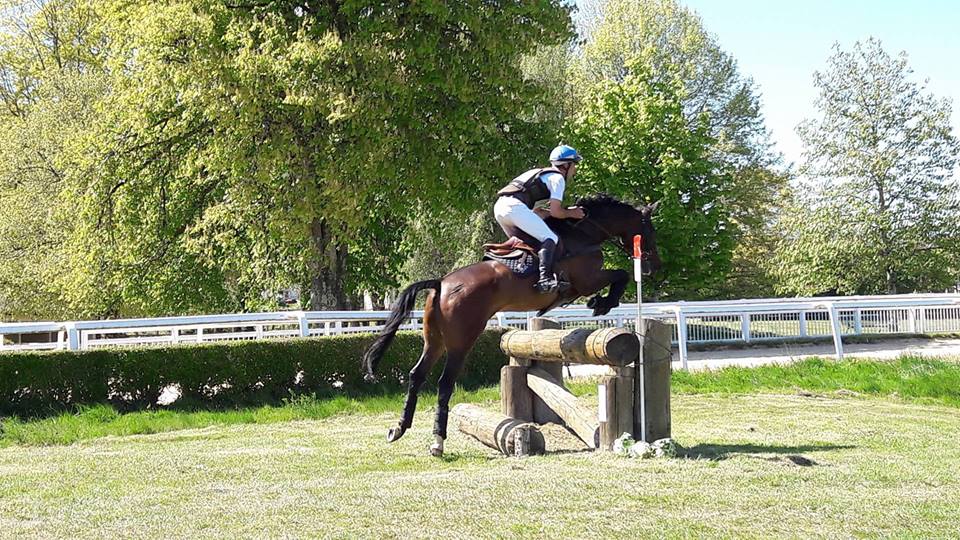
[2,294,959,369]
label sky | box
[629,0,960,169]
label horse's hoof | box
[364,373,377,383]
[586,296,598,309]
[386,426,406,443]
[430,443,444,457]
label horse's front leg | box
[583,269,629,316]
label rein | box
[573,215,626,252]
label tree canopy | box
[568,63,733,298]
[8,2,955,322]
[0,0,107,319]
[1,0,575,318]
[772,39,960,295]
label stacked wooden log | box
[453,317,672,456]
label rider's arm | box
[547,199,584,219]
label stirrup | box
[535,277,560,293]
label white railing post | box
[64,323,80,351]
[907,308,916,334]
[798,311,808,338]
[854,308,862,335]
[917,308,926,334]
[496,313,505,328]
[676,307,689,370]
[827,303,844,360]
[740,314,751,343]
[171,328,180,344]
[58,330,66,350]
[0,333,5,351]
[197,328,205,342]
[297,313,310,337]
[255,324,264,339]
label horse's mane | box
[574,194,636,215]
[545,193,636,241]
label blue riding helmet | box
[549,145,583,163]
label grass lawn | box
[2,357,960,538]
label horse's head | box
[625,201,662,276]
[575,195,662,276]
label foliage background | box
[1,0,958,322]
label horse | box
[362,195,662,456]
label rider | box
[494,145,586,293]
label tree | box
[0,0,107,320]
[569,0,788,298]
[569,63,733,299]
[772,39,960,295]
[66,0,574,314]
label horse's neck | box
[557,218,613,253]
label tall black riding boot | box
[535,239,559,293]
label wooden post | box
[500,365,533,422]
[614,368,635,441]
[599,373,617,450]
[635,319,672,442]
[529,318,564,425]
[452,404,545,456]
[527,367,599,449]
[599,367,635,451]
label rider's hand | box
[568,206,586,220]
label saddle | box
[482,237,539,278]
[482,237,538,259]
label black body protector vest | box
[496,166,563,209]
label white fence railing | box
[2,294,959,369]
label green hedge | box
[0,330,508,418]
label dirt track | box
[568,337,960,377]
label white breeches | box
[493,196,558,243]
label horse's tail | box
[363,279,442,382]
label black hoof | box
[587,296,598,309]
[386,426,406,443]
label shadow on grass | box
[680,442,855,461]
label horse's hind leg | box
[430,348,467,457]
[387,317,444,443]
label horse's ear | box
[648,199,662,215]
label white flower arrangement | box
[613,433,678,458]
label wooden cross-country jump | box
[452,317,672,456]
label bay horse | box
[362,195,662,456]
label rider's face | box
[565,163,577,180]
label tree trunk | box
[309,218,349,310]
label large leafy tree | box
[67,0,573,313]
[0,0,106,320]
[772,39,960,295]
[568,63,733,298]
[567,0,788,298]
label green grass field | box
[2,356,960,538]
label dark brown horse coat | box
[362,195,661,456]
